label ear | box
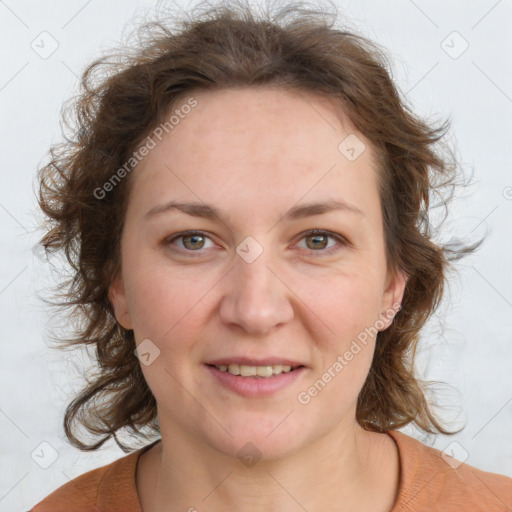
[378,268,407,331]
[108,273,133,330]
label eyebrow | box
[145,199,363,223]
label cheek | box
[124,263,211,341]
[301,268,385,341]
[123,264,215,397]
[297,275,381,407]
[294,281,379,429]
[299,270,383,399]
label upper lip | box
[205,357,306,368]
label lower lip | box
[204,364,307,397]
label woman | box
[31,1,512,511]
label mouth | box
[205,363,305,378]
[204,362,307,397]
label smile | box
[209,363,302,378]
[204,364,307,397]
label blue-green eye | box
[165,229,348,256]
[296,230,345,253]
[168,231,214,251]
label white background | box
[0,0,511,510]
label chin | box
[205,415,312,463]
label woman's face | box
[110,87,405,460]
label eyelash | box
[164,229,349,257]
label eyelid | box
[164,230,217,254]
[164,229,350,255]
[294,229,350,253]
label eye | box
[164,229,349,256]
[165,231,216,253]
[295,229,348,255]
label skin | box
[109,87,407,512]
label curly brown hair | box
[37,0,478,452]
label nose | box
[219,243,294,336]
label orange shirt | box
[30,430,512,511]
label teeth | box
[214,364,296,377]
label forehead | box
[156,87,364,170]
[129,87,380,224]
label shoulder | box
[388,429,512,512]
[29,441,159,512]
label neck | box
[138,418,400,512]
